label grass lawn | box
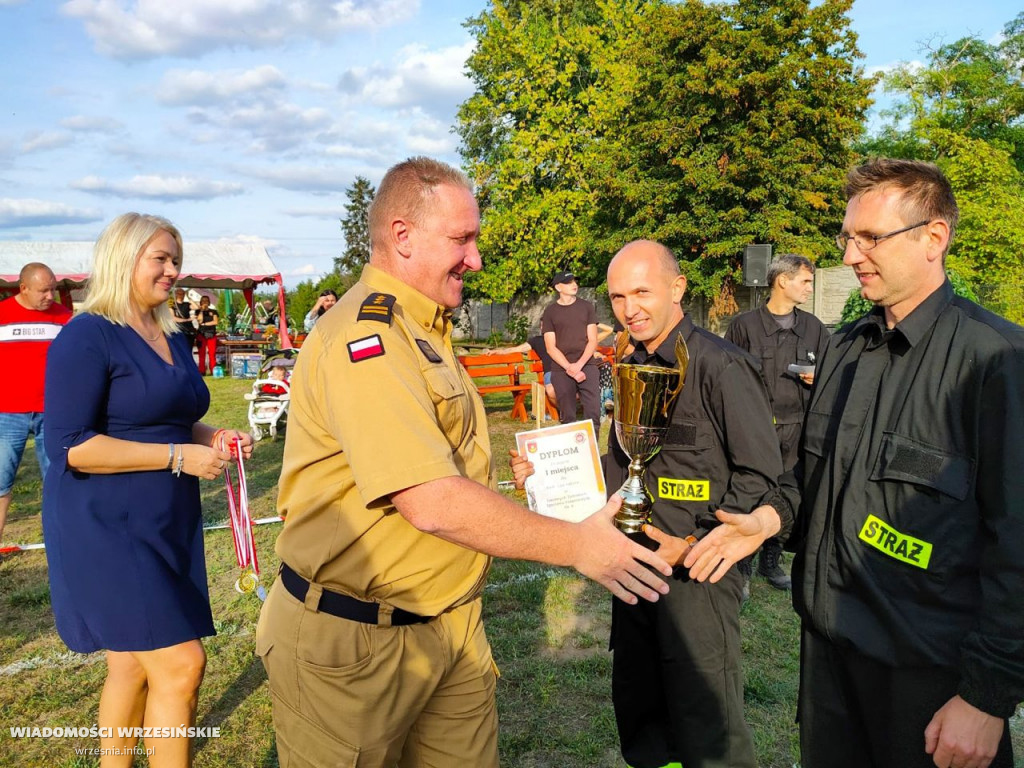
[0,375,1020,767]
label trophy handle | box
[661,333,689,416]
[615,329,631,364]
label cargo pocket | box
[423,365,470,435]
[270,688,361,768]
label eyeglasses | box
[835,220,930,252]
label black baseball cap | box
[551,271,576,287]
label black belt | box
[279,563,431,626]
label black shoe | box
[738,555,752,604]
[757,540,792,591]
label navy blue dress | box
[43,314,215,653]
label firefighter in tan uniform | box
[256,156,672,768]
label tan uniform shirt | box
[275,264,494,616]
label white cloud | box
[22,131,75,153]
[241,165,348,193]
[60,115,123,133]
[62,0,421,59]
[71,174,245,200]
[287,263,318,277]
[338,41,474,117]
[284,207,342,219]
[0,198,102,227]
[158,66,288,107]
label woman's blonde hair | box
[81,213,183,334]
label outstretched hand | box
[571,495,672,604]
[676,505,781,583]
[642,524,697,568]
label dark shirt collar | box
[759,305,791,336]
[630,316,692,367]
[862,280,953,348]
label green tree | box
[457,0,644,300]
[334,176,376,275]
[457,0,874,314]
[863,13,1024,172]
[934,130,1024,323]
[592,0,874,320]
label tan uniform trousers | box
[256,575,499,768]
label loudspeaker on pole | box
[743,245,772,287]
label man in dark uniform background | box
[682,159,1024,768]
[603,240,787,768]
[726,253,829,592]
[256,157,672,768]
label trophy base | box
[625,529,658,552]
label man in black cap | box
[541,271,601,433]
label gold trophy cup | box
[611,333,689,533]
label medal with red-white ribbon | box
[219,434,265,601]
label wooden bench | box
[457,353,531,422]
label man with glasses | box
[681,159,1023,767]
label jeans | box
[0,411,48,495]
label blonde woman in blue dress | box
[43,213,253,767]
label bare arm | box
[573,323,599,369]
[544,331,574,373]
[67,422,253,479]
[391,475,672,605]
[482,342,531,356]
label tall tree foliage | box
[334,176,375,276]
[457,0,644,300]
[592,0,873,317]
[863,13,1024,172]
[457,0,873,311]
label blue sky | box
[0,0,1018,287]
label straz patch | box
[415,339,442,363]
[357,293,395,324]
[858,514,932,569]
[657,477,710,502]
[348,334,385,363]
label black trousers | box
[611,566,755,768]
[551,361,601,434]
[799,627,1015,768]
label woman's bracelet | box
[164,443,175,470]
[173,445,185,477]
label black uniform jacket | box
[606,316,789,540]
[725,305,829,424]
[786,281,1024,718]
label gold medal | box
[235,566,259,595]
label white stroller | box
[244,356,294,441]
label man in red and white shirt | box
[0,263,71,542]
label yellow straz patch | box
[857,514,932,569]
[657,478,710,501]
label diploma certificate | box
[515,420,606,522]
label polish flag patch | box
[348,334,385,362]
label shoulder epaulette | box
[357,293,396,325]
